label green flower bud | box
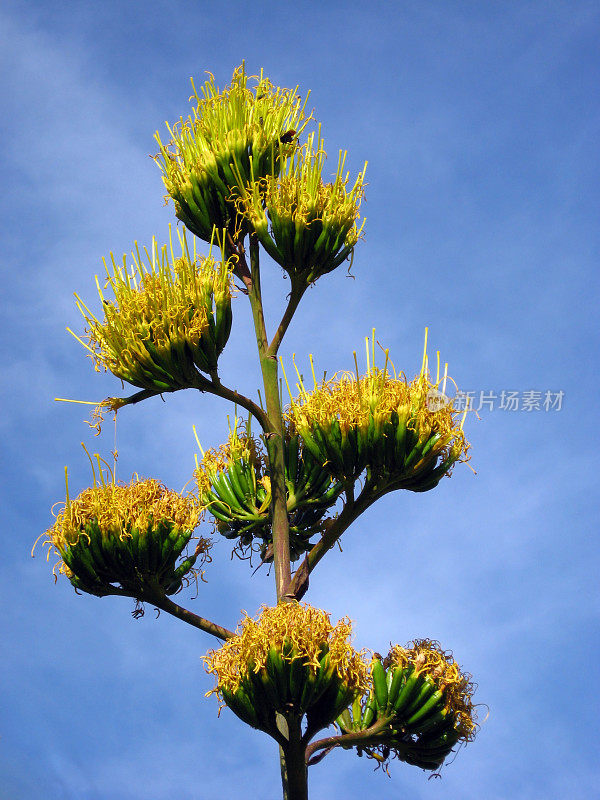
[194,417,341,562]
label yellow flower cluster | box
[283,333,470,488]
[388,640,477,741]
[154,64,311,242]
[46,475,201,554]
[73,229,233,390]
[298,369,461,440]
[204,602,368,699]
[235,128,366,281]
[37,457,209,599]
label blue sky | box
[1,1,599,798]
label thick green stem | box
[281,715,308,800]
[262,358,292,600]
[247,235,292,601]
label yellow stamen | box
[371,328,376,375]
[192,424,205,458]
[55,398,101,405]
[309,353,317,390]
[64,466,70,513]
[81,442,97,488]
[279,356,294,402]
[421,327,429,377]
[66,327,95,355]
[292,353,306,395]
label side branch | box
[207,377,270,432]
[305,718,391,765]
[287,481,381,598]
[268,280,306,357]
[226,232,252,292]
[147,591,234,641]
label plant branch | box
[287,479,380,598]
[226,231,252,291]
[206,376,270,432]
[305,717,392,765]
[145,589,234,640]
[268,279,306,357]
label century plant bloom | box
[154,63,311,243]
[204,603,368,737]
[235,127,367,284]
[284,330,470,492]
[194,418,341,561]
[72,228,234,392]
[194,416,270,538]
[336,639,477,772]
[385,639,477,743]
[37,453,209,598]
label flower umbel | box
[285,330,470,492]
[154,63,311,243]
[204,603,368,737]
[72,227,234,392]
[194,417,341,562]
[39,454,209,598]
[236,126,366,284]
[337,639,477,773]
[385,639,477,742]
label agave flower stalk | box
[154,63,311,246]
[37,63,482,800]
[72,227,234,392]
[236,126,366,287]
